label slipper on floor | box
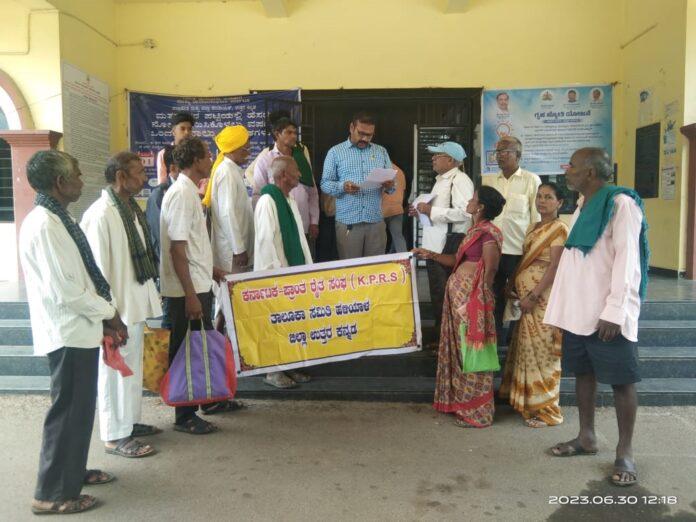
[525,418,549,428]
[202,400,246,415]
[285,370,311,384]
[549,439,598,457]
[173,416,217,435]
[131,423,163,437]
[31,494,97,515]
[263,372,298,389]
[105,438,155,458]
[610,458,638,487]
[83,469,115,486]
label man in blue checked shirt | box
[321,112,395,259]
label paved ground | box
[1,396,696,522]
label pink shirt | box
[544,194,643,342]
[156,147,168,185]
[252,144,319,234]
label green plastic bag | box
[459,323,500,373]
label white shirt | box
[544,194,643,342]
[252,144,319,233]
[482,168,541,255]
[19,206,116,355]
[210,157,255,270]
[80,191,162,325]
[253,193,313,271]
[160,173,213,297]
[245,147,268,196]
[421,167,474,253]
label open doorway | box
[301,88,481,261]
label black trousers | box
[427,233,465,334]
[168,291,215,425]
[35,347,99,502]
[493,254,522,333]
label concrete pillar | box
[680,123,696,279]
[0,130,62,281]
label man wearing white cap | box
[409,141,473,348]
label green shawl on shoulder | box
[260,184,306,267]
[565,185,650,300]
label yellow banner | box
[221,254,421,376]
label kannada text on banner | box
[481,85,613,175]
[220,254,421,377]
[128,90,299,195]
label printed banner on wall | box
[128,89,300,195]
[220,254,422,377]
[481,85,613,175]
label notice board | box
[634,122,660,199]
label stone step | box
[0,319,33,346]
[1,296,694,324]
[0,302,30,320]
[1,375,695,406]
[306,346,696,379]
[3,345,695,378]
[640,300,696,321]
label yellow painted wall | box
[55,0,120,150]
[619,0,687,270]
[0,1,62,131]
[2,0,693,270]
[686,0,696,125]
[113,0,624,149]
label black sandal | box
[202,400,245,415]
[611,458,638,487]
[131,423,163,437]
[549,438,598,457]
[173,416,218,435]
[83,469,115,486]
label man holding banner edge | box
[254,156,313,389]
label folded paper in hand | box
[358,168,397,189]
[413,193,436,227]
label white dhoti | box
[97,321,145,441]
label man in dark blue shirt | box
[145,145,177,263]
[145,145,177,329]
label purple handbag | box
[160,326,237,407]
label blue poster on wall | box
[481,85,612,175]
[129,89,300,195]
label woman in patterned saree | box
[413,186,506,428]
[499,182,568,427]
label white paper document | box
[358,168,397,189]
[413,193,436,227]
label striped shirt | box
[321,139,392,225]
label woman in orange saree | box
[414,186,505,428]
[499,183,568,427]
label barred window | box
[0,139,13,222]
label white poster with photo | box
[481,85,613,175]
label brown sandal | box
[31,494,97,515]
[105,437,155,458]
[83,469,115,485]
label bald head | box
[566,147,612,195]
[270,156,301,195]
[576,147,613,181]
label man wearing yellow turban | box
[206,125,254,275]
